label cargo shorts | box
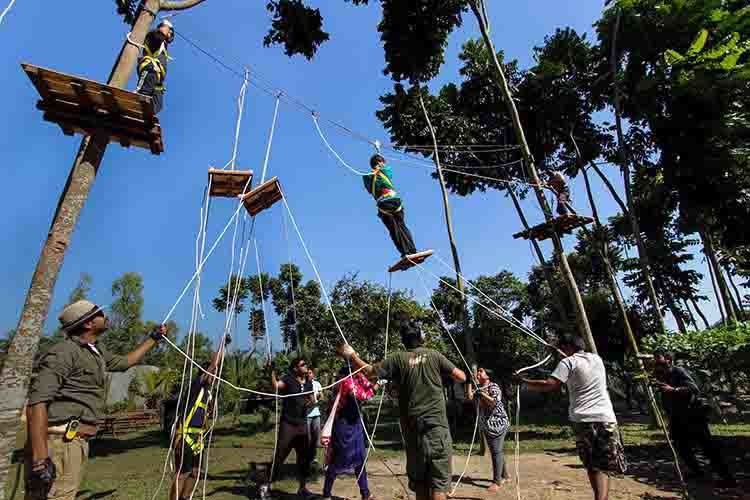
[404,423,452,493]
[573,422,628,475]
[25,436,89,500]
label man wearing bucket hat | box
[24,300,168,500]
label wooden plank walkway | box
[513,214,594,241]
[22,63,164,154]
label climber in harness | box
[544,170,575,217]
[169,335,230,500]
[136,18,174,114]
[364,154,418,258]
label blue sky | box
[0,0,721,351]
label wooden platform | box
[22,63,164,154]
[208,168,254,197]
[513,214,594,241]
[240,177,283,216]
[389,250,434,273]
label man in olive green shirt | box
[337,321,466,500]
[25,300,167,500]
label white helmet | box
[158,19,174,30]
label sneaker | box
[297,488,314,498]
[487,483,500,493]
[258,484,272,500]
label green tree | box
[103,272,146,355]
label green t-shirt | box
[363,166,401,205]
[28,337,130,425]
[376,348,457,429]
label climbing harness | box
[138,41,171,91]
[370,168,399,203]
[178,388,211,453]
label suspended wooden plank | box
[389,249,434,273]
[208,168,254,198]
[22,63,164,155]
[513,214,594,241]
[240,177,283,216]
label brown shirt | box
[28,337,129,425]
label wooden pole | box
[609,8,668,336]
[417,90,475,371]
[0,1,208,494]
[468,0,596,353]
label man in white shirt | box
[519,335,627,500]
[306,367,323,469]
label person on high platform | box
[545,171,574,216]
[136,19,174,114]
[363,154,418,258]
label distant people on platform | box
[320,367,378,500]
[337,320,467,500]
[261,357,315,499]
[170,335,230,500]
[653,349,736,487]
[519,335,627,500]
[544,171,574,216]
[466,367,510,492]
[136,19,174,114]
[24,300,166,500]
[306,366,323,470]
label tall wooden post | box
[469,0,597,353]
[0,1,172,495]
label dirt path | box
[273,451,749,500]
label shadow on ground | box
[549,434,750,500]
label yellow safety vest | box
[138,42,170,90]
[177,388,209,453]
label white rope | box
[512,355,553,500]
[161,202,244,325]
[410,256,549,348]
[260,95,281,183]
[384,151,525,171]
[357,272,393,480]
[413,267,481,495]
[0,0,16,25]
[161,333,366,397]
[199,218,255,500]
[228,70,249,171]
[151,181,213,500]
[253,238,273,361]
[312,114,369,176]
[280,209,299,347]
[279,192,350,345]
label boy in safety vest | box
[169,335,230,500]
[363,154,418,257]
[136,19,174,114]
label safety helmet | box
[158,18,175,42]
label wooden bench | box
[98,410,160,439]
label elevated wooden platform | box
[208,168,254,198]
[240,177,283,216]
[513,214,594,241]
[22,63,164,154]
[389,249,434,273]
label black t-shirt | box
[660,366,701,418]
[280,374,313,425]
